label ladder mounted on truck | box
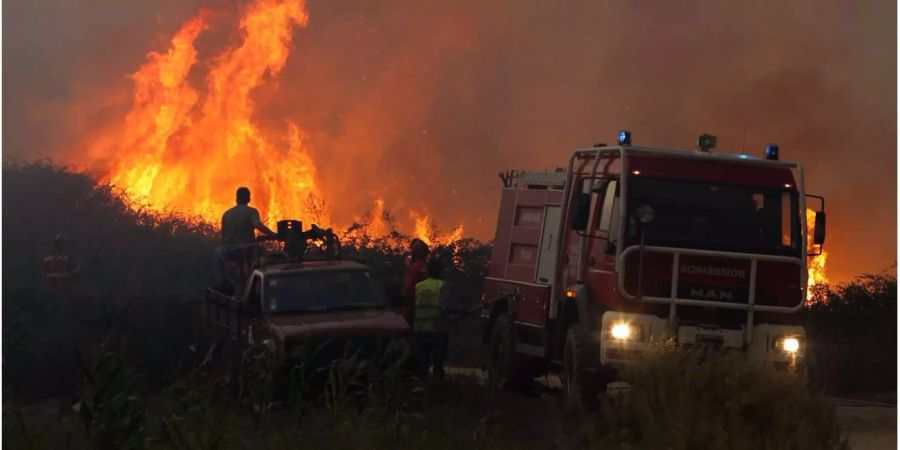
[499,169,567,189]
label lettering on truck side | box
[680,265,746,278]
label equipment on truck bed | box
[263,220,342,265]
[221,220,343,295]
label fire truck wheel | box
[562,323,600,413]
[487,312,528,393]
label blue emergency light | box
[697,133,717,152]
[618,130,632,145]
[765,144,779,161]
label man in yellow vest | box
[414,258,450,380]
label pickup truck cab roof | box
[253,259,369,277]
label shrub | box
[157,346,238,450]
[596,350,849,450]
[3,161,218,400]
[802,272,897,395]
[70,336,147,450]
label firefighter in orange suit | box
[42,234,80,294]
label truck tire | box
[562,323,601,413]
[487,312,529,393]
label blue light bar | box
[697,133,717,152]
[618,130,632,145]
[765,144,779,160]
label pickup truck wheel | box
[487,312,527,393]
[562,323,600,413]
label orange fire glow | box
[806,208,828,300]
[91,0,327,228]
[411,210,464,247]
[80,0,463,246]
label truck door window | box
[781,192,793,246]
[596,180,619,233]
[608,193,621,238]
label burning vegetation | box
[807,208,829,301]
[78,0,460,246]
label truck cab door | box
[536,205,562,285]
[243,274,263,344]
[585,179,620,302]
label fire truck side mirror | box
[571,193,591,231]
[813,211,826,245]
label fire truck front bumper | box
[594,312,806,370]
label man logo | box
[690,288,734,301]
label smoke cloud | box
[3,0,896,282]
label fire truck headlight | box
[610,322,633,340]
[777,336,801,353]
[618,130,632,145]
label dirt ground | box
[833,398,897,450]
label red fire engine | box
[481,131,826,410]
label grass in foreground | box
[596,349,849,450]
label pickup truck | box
[205,222,412,404]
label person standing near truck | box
[414,258,450,380]
[401,238,429,324]
[215,187,276,286]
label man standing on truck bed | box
[215,187,276,285]
[414,258,450,381]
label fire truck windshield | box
[265,270,386,314]
[626,177,801,256]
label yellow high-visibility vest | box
[414,278,446,333]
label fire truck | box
[481,131,826,410]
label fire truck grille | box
[675,306,747,329]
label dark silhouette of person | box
[214,187,276,286]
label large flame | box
[806,208,828,300]
[80,0,465,247]
[411,210,464,247]
[90,0,327,228]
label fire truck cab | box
[482,132,826,410]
